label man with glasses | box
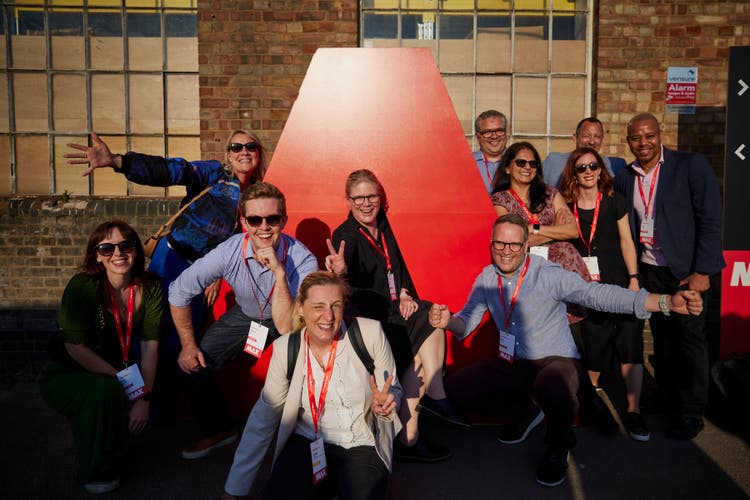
[542,117,627,188]
[429,214,703,487]
[473,110,510,193]
[169,182,318,460]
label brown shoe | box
[182,428,238,460]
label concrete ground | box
[2,377,750,500]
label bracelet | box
[658,294,670,316]
[532,223,540,235]
[628,274,639,280]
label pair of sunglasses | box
[96,241,137,257]
[513,159,540,168]
[574,161,601,173]
[228,142,260,153]
[244,214,284,228]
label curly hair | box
[559,147,613,204]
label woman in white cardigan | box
[223,271,403,500]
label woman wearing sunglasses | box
[40,220,162,494]
[559,147,649,442]
[324,169,466,464]
[66,130,267,417]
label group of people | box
[40,108,723,497]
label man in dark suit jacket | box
[614,113,725,440]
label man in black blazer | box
[614,113,725,439]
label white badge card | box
[639,217,654,245]
[116,364,146,401]
[498,331,516,363]
[244,321,269,358]
[582,256,601,281]
[387,270,398,301]
[529,245,549,260]
[310,437,328,484]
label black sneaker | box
[667,416,704,440]
[417,395,471,429]
[535,447,569,487]
[394,437,452,463]
[624,412,651,442]
[497,405,545,444]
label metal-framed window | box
[360,0,593,158]
[0,0,199,197]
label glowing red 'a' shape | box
[266,48,498,368]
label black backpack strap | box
[286,330,301,382]
[347,318,375,375]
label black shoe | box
[394,437,452,463]
[497,405,545,444]
[624,412,651,442]
[417,395,471,429]
[667,416,704,440]
[590,396,619,436]
[536,447,569,487]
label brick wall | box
[198,0,358,159]
[597,0,750,182]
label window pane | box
[89,12,123,36]
[127,13,161,37]
[54,135,89,195]
[443,75,473,133]
[92,135,127,196]
[14,74,49,131]
[16,135,49,194]
[53,74,87,132]
[438,14,473,73]
[52,35,85,69]
[362,12,397,41]
[551,12,586,73]
[49,11,83,36]
[514,15,548,73]
[91,37,124,70]
[129,37,163,70]
[550,77,585,135]
[513,76,547,134]
[476,76,511,131]
[12,35,46,69]
[166,13,197,37]
[130,74,164,133]
[167,36,198,71]
[477,14,511,73]
[92,74,125,133]
[167,74,199,134]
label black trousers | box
[263,434,389,500]
[641,263,709,418]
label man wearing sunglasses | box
[473,109,510,193]
[168,182,318,460]
[542,117,627,188]
[429,214,703,488]
[614,113,724,440]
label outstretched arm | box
[65,132,122,176]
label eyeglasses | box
[491,240,525,252]
[96,241,137,257]
[349,194,380,207]
[513,159,540,169]
[228,142,260,153]
[574,162,601,173]
[479,128,506,138]
[244,214,284,227]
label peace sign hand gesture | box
[369,374,396,418]
[325,239,347,275]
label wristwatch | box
[658,294,670,316]
[532,223,540,235]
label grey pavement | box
[3,378,750,500]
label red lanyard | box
[637,163,661,218]
[507,189,539,225]
[242,235,287,320]
[306,331,338,436]
[573,192,602,256]
[358,228,392,271]
[481,154,494,186]
[497,255,530,331]
[109,284,135,366]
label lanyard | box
[481,153,494,187]
[242,235,287,320]
[507,189,539,225]
[637,163,661,218]
[306,330,338,437]
[358,227,392,271]
[573,192,602,256]
[497,255,530,331]
[109,284,135,367]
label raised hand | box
[324,239,347,275]
[65,132,119,177]
[369,374,396,417]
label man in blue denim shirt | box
[169,182,318,460]
[430,214,702,488]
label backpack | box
[286,318,374,381]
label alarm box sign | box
[666,67,697,113]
